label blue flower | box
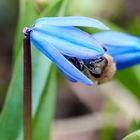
[93,31,140,70]
[30,16,109,86]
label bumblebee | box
[65,54,116,84]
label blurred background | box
[0,0,18,106]
[0,0,140,140]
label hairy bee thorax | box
[87,54,116,84]
[65,53,116,85]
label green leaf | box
[33,66,57,140]
[13,0,38,61]
[0,50,23,140]
[40,0,62,17]
[0,46,52,140]
[123,130,140,140]
[31,47,52,117]
[41,0,66,17]
[57,0,68,16]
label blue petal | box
[113,52,140,70]
[93,32,140,47]
[34,16,110,30]
[30,30,93,86]
[31,25,105,59]
[93,31,140,69]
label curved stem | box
[23,27,32,140]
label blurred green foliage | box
[0,0,140,140]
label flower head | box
[93,31,140,70]
[29,16,109,85]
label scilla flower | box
[29,17,110,85]
[93,32,140,70]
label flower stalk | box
[23,27,32,140]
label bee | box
[65,53,116,84]
[84,54,116,84]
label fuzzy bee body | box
[65,54,116,84]
[86,54,116,84]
